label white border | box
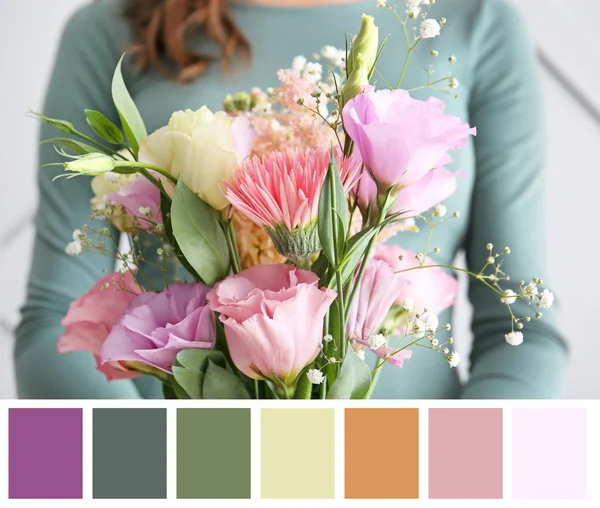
[1,400,597,507]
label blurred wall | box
[0,0,598,398]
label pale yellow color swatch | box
[261,408,334,499]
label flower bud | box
[341,53,370,106]
[346,14,379,77]
[65,153,115,176]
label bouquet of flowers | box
[35,1,554,399]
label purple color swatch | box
[429,408,503,499]
[513,408,587,499]
[9,408,83,499]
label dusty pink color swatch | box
[429,408,503,499]
[513,408,587,499]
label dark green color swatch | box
[177,408,251,499]
[93,408,166,499]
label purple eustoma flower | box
[101,283,216,374]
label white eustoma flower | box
[448,352,460,368]
[538,289,555,308]
[139,106,255,210]
[307,369,325,385]
[65,153,115,176]
[65,241,82,256]
[420,19,441,39]
[501,289,517,305]
[505,331,524,346]
[368,333,386,350]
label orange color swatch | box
[345,408,419,499]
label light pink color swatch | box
[429,408,503,499]
[513,408,587,499]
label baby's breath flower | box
[423,313,439,332]
[402,299,415,312]
[449,55,457,63]
[501,289,517,305]
[431,49,439,57]
[448,77,459,89]
[324,334,333,343]
[368,333,386,350]
[420,19,441,39]
[65,241,82,256]
[434,204,447,217]
[356,350,366,361]
[291,55,307,75]
[307,369,325,385]
[538,289,554,309]
[505,331,524,346]
[407,6,420,18]
[448,352,460,368]
[376,0,387,7]
[138,206,152,217]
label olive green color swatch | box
[177,408,251,499]
[93,408,166,499]
[261,408,335,499]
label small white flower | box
[307,369,325,385]
[324,334,333,343]
[420,19,441,39]
[431,338,439,347]
[376,0,387,7]
[138,206,152,217]
[423,313,439,332]
[406,6,420,18]
[448,77,459,89]
[448,352,460,368]
[405,0,421,7]
[449,54,457,63]
[443,347,449,355]
[72,229,84,241]
[538,289,555,309]
[252,103,272,115]
[433,204,447,217]
[505,331,524,346]
[356,350,366,361]
[65,241,82,256]
[291,55,307,75]
[413,320,426,339]
[329,357,337,364]
[501,289,517,305]
[321,45,339,60]
[368,333,386,350]
[402,299,415,312]
[525,282,539,297]
[303,62,323,83]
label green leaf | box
[111,54,147,156]
[318,150,348,267]
[326,349,371,399]
[171,178,231,286]
[160,192,201,281]
[41,138,98,156]
[29,111,77,135]
[337,227,379,286]
[172,349,229,399]
[202,360,251,399]
[85,109,124,145]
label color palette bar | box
[4,405,593,502]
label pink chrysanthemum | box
[225,148,362,265]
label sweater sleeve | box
[462,0,568,398]
[14,1,160,399]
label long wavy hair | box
[124,0,250,81]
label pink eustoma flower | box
[356,154,465,217]
[58,271,143,381]
[108,174,162,229]
[101,283,216,374]
[346,258,413,367]
[372,244,459,316]
[207,264,337,388]
[343,87,475,192]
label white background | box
[1,0,599,399]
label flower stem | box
[224,219,242,274]
[366,358,384,398]
[116,161,178,184]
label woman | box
[15,0,568,399]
